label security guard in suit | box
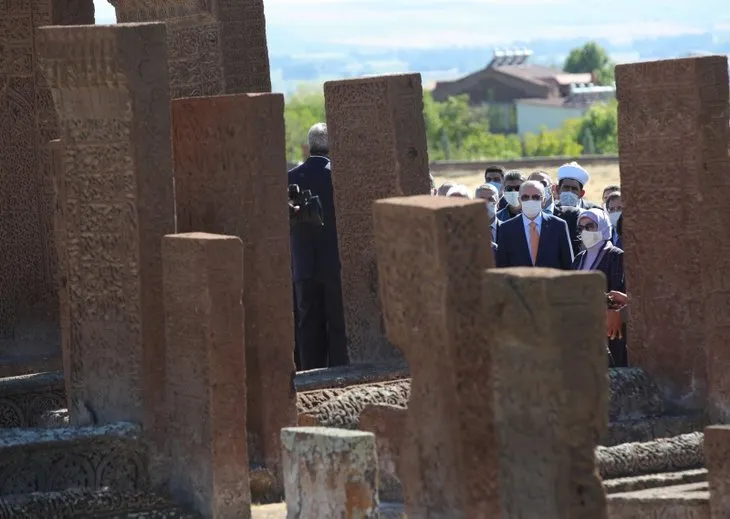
[288,123,349,371]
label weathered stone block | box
[373,195,497,518]
[171,94,296,482]
[484,268,608,518]
[110,0,271,98]
[596,432,704,480]
[325,74,430,363]
[607,482,709,519]
[36,23,175,428]
[0,489,193,518]
[705,425,730,517]
[616,56,730,418]
[0,422,146,495]
[359,404,407,503]
[0,371,65,428]
[281,427,378,519]
[162,233,250,518]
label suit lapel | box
[517,219,532,264]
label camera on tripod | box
[288,184,324,227]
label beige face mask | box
[581,230,603,248]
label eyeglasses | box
[577,224,598,232]
[504,185,521,192]
[519,194,542,202]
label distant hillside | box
[91,0,730,95]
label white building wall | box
[516,103,585,136]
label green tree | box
[523,117,583,158]
[577,100,618,154]
[564,41,615,85]
[284,85,326,162]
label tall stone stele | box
[325,73,431,363]
[162,233,251,518]
[616,55,730,420]
[36,22,175,427]
[373,195,499,518]
[109,0,271,98]
[0,0,94,372]
[171,93,297,488]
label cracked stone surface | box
[281,427,378,518]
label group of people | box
[288,122,629,372]
[434,163,628,366]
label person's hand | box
[607,291,628,306]
[606,309,623,339]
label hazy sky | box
[93,0,728,48]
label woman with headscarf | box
[573,208,628,367]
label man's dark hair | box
[603,184,621,196]
[484,165,506,182]
[558,178,584,190]
[504,170,525,183]
[606,191,622,207]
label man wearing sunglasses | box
[495,180,574,270]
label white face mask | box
[608,210,622,228]
[521,200,542,219]
[486,203,496,219]
[503,191,520,208]
[581,230,603,249]
[559,191,580,207]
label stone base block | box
[0,422,146,495]
[0,488,194,518]
[606,413,705,446]
[294,362,409,392]
[281,427,378,518]
[604,469,707,494]
[607,482,709,518]
[0,371,65,428]
[597,432,704,480]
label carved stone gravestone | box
[616,55,730,420]
[325,74,430,363]
[485,268,608,518]
[36,22,175,427]
[373,195,498,518]
[171,93,297,487]
[162,233,251,518]
[0,0,94,372]
[109,0,271,98]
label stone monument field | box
[0,2,729,517]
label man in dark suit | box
[528,170,582,254]
[288,123,349,370]
[496,180,574,270]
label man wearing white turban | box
[555,162,600,209]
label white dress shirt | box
[521,212,543,262]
